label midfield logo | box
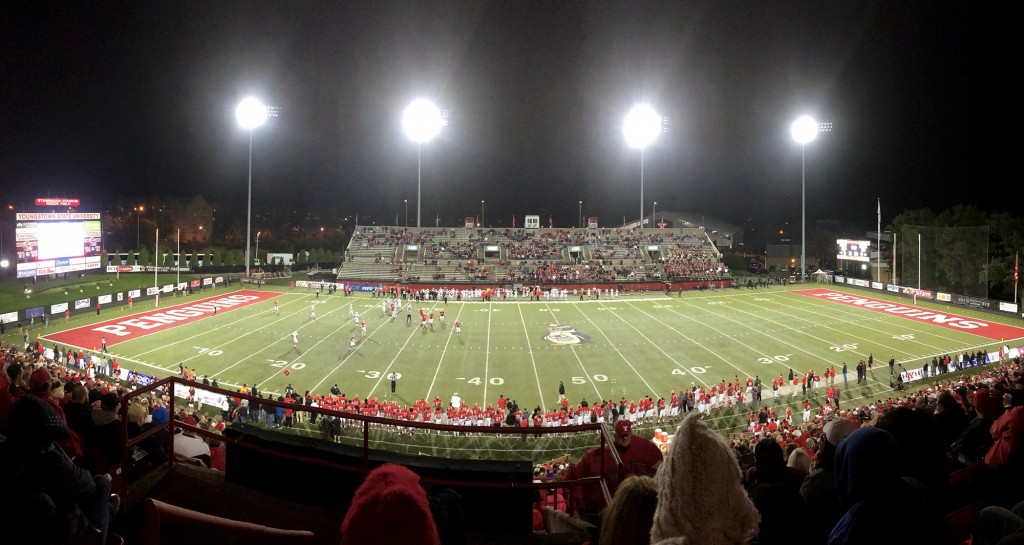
[543,324,589,345]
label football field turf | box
[40,283,1024,436]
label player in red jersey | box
[454,320,461,336]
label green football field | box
[35,282,1024,435]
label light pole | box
[134,205,143,249]
[791,115,819,282]
[578,201,583,229]
[255,231,261,269]
[653,201,658,225]
[481,200,485,228]
[236,97,268,278]
[624,104,662,230]
[404,199,408,228]
[403,99,444,228]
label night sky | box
[1,1,1012,234]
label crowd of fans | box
[0,340,230,544]
[5,324,1022,545]
[348,226,728,284]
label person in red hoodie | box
[560,419,663,530]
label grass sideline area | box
[6,277,1024,463]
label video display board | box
[15,212,102,278]
[836,238,871,263]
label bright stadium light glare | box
[403,98,445,228]
[790,115,818,145]
[624,103,662,229]
[237,96,269,278]
[402,99,444,144]
[791,114,820,281]
[623,104,662,149]
[236,97,268,130]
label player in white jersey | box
[349,303,354,317]
[273,301,280,316]
[310,304,316,320]
[291,331,299,349]
[381,299,387,317]
[438,309,445,324]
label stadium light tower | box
[404,199,408,228]
[402,99,444,228]
[236,97,268,278]
[624,104,662,229]
[134,205,144,249]
[578,200,583,229]
[481,200,485,228]
[791,115,819,282]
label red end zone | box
[793,288,1024,341]
[43,290,282,349]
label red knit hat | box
[341,464,439,545]
[28,368,52,392]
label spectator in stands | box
[62,382,93,437]
[973,499,1024,545]
[932,390,970,450]
[172,417,211,467]
[0,394,119,545]
[746,437,805,545]
[126,400,168,467]
[950,387,1001,466]
[85,392,124,471]
[650,411,759,545]
[561,419,663,529]
[341,464,440,545]
[985,393,1024,473]
[598,474,657,545]
[829,426,943,545]
[875,406,950,509]
[801,417,857,545]
[786,446,812,474]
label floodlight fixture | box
[237,96,270,277]
[791,114,819,281]
[624,103,662,228]
[403,99,445,227]
[236,97,269,130]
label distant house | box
[170,195,216,244]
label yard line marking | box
[126,293,314,362]
[771,291,1010,356]
[423,304,469,401]
[517,303,546,413]
[483,301,493,405]
[567,303,658,399]
[598,302,713,393]
[544,302,603,401]
[330,301,439,398]
[730,292,944,365]
[623,301,759,383]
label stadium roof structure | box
[639,210,742,249]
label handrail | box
[117,376,612,504]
